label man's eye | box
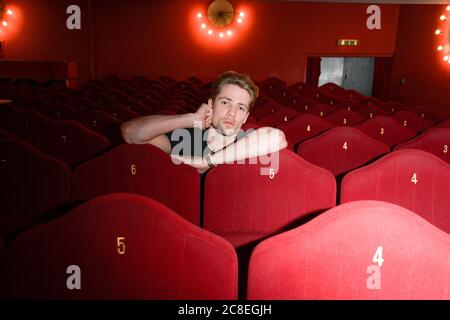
[221,101,228,105]
[239,106,246,112]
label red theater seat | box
[204,149,336,248]
[391,110,434,132]
[337,89,365,103]
[319,82,346,95]
[79,110,124,146]
[430,118,450,130]
[250,102,283,120]
[381,101,410,114]
[297,127,389,177]
[0,110,54,138]
[72,144,200,225]
[0,103,20,121]
[258,108,299,127]
[334,100,362,112]
[25,120,111,168]
[277,114,335,147]
[359,96,383,106]
[302,103,335,118]
[394,128,450,164]
[1,193,237,299]
[411,106,447,125]
[325,109,366,127]
[247,200,450,300]
[0,139,71,238]
[358,104,389,119]
[341,149,450,233]
[355,116,417,148]
[0,128,16,139]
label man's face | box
[209,84,251,136]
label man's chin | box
[217,126,238,136]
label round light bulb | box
[435,29,441,35]
[440,15,446,21]
[197,13,202,18]
[219,32,224,38]
[447,5,450,11]
[227,30,232,36]
[444,55,449,61]
[239,12,245,17]
[237,18,242,23]
[2,21,7,27]
[201,23,206,29]
[7,10,13,15]
[438,45,444,51]
[208,29,213,35]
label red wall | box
[390,4,450,115]
[91,0,400,85]
[3,0,400,86]
[1,0,92,83]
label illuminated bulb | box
[440,15,446,21]
[435,29,441,35]
[208,29,213,35]
[237,18,242,23]
[2,21,7,27]
[7,9,13,15]
[438,45,444,51]
[227,30,232,36]
[219,32,224,38]
[444,55,449,61]
[201,23,206,29]
[447,5,450,11]
[239,12,245,17]
[197,12,202,18]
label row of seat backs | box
[1,196,449,299]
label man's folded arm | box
[209,127,287,165]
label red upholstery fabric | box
[0,110,54,138]
[247,200,450,300]
[357,104,389,119]
[319,83,346,96]
[341,149,450,233]
[355,116,417,148]
[0,103,20,120]
[431,118,450,130]
[72,144,200,225]
[250,102,283,120]
[302,103,335,118]
[26,120,111,168]
[258,108,299,127]
[394,128,450,164]
[325,109,366,127]
[0,128,16,139]
[79,110,124,146]
[32,103,84,122]
[337,89,365,103]
[411,106,447,125]
[359,96,383,106]
[297,126,389,177]
[0,139,71,238]
[204,149,336,248]
[334,100,362,112]
[381,101,410,114]
[2,193,237,299]
[391,111,434,132]
[277,114,335,146]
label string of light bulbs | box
[196,10,245,39]
[435,5,450,63]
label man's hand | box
[192,103,213,129]
[171,154,211,174]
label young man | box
[121,71,287,173]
